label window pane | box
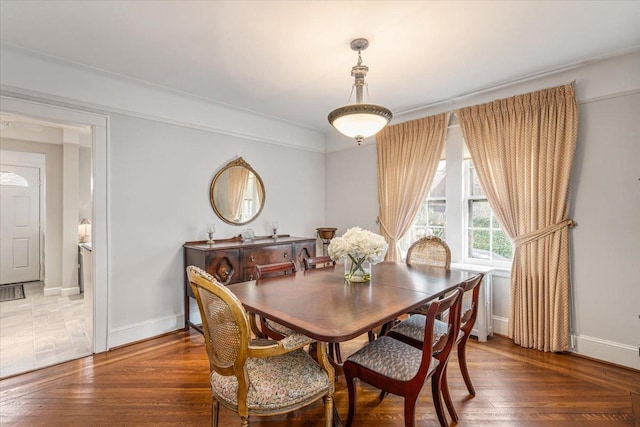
[429,162,446,198]
[469,164,484,197]
[413,205,428,226]
[470,200,490,228]
[469,230,490,259]
[427,200,446,227]
[492,213,501,229]
[492,230,513,260]
[0,171,29,187]
[431,228,446,240]
[410,227,429,242]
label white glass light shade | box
[328,104,392,141]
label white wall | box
[326,51,640,369]
[107,113,325,344]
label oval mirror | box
[210,157,265,225]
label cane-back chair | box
[186,266,333,427]
[405,235,451,269]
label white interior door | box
[0,165,41,285]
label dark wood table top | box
[227,262,475,343]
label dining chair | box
[302,255,335,270]
[377,236,453,339]
[253,261,298,340]
[343,288,462,427]
[186,265,333,427]
[405,235,451,269]
[387,273,484,424]
[255,261,297,279]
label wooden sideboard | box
[183,235,316,331]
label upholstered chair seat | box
[210,343,330,413]
[390,316,463,346]
[346,335,439,382]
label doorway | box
[0,95,108,377]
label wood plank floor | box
[1,330,639,426]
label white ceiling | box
[1,1,640,135]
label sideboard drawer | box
[243,245,292,268]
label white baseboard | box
[61,286,80,296]
[572,334,640,371]
[107,314,184,349]
[491,316,639,370]
[43,286,61,296]
[492,315,509,336]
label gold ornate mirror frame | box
[209,157,265,226]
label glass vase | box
[344,256,371,283]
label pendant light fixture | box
[328,38,392,145]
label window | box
[0,171,29,187]
[464,160,513,265]
[399,160,446,254]
[400,132,513,270]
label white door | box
[0,165,41,284]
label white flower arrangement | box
[328,227,388,265]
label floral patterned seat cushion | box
[346,335,439,382]
[264,319,296,337]
[210,348,329,411]
[390,316,463,344]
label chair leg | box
[211,397,219,427]
[332,343,343,364]
[379,390,388,401]
[367,330,376,342]
[403,393,419,427]
[441,364,458,422]
[323,394,334,427]
[458,339,476,396]
[431,364,449,427]
[345,373,357,427]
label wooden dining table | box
[226,261,477,426]
[227,261,476,345]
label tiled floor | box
[0,281,92,378]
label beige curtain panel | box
[376,113,449,262]
[455,84,578,352]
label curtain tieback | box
[513,219,576,248]
[378,218,398,242]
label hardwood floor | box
[1,330,639,426]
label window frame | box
[462,159,513,269]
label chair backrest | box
[303,256,335,270]
[431,287,463,357]
[415,288,462,380]
[406,236,451,269]
[255,261,297,279]
[459,273,484,335]
[186,265,249,376]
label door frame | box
[1,95,109,354]
[0,150,45,283]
